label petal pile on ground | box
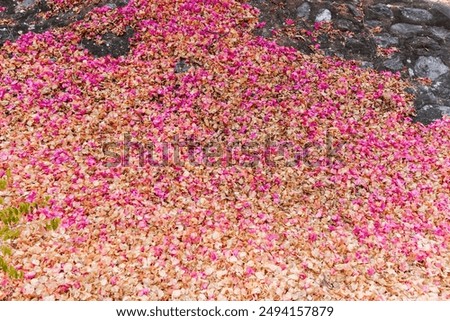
[0,0,449,300]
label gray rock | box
[23,0,37,6]
[115,0,130,7]
[259,27,271,38]
[429,27,450,41]
[315,9,332,22]
[432,73,450,97]
[437,106,450,116]
[434,3,450,20]
[390,23,424,36]
[105,3,117,9]
[335,19,358,31]
[360,61,374,69]
[413,107,443,125]
[296,3,311,19]
[405,87,416,94]
[347,4,363,18]
[16,0,37,11]
[383,56,404,71]
[0,26,13,41]
[374,33,399,48]
[365,20,383,28]
[418,104,434,111]
[81,29,134,58]
[414,56,449,80]
[416,86,438,105]
[400,8,433,23]
[366,4,393,20]
[175,58,190,73]
[345,37,376,57]
[409,37,440,56]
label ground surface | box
[0,0,449,300]
[249,0,450,124]
[2,1,449,123]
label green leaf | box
[43,196,51,206]
[46,218,61,231]
[0,179,6,191]
[0,226,9,239]
[7,265,22,279]
[0,173,53,280]
[1,229,10,240]
[19,203,30,214]
[1,246,12,256]
[0,256,8,272]
[3,228,20,240]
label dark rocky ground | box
[0,0,132,56]
[249,0,450,125]
[1,0,449,124]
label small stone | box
[383,56,404,71]
[414,56,449,80]
[174,58,190,73]
[366,4,393,20]
[296,3,311,19]
[315,9,331,22]
[400,8,433,24]
[81,28,134,58]
[335,19,358,31]
[390,23,424,37]
[374,34,399,48]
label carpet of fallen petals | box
[0,0,449,300]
